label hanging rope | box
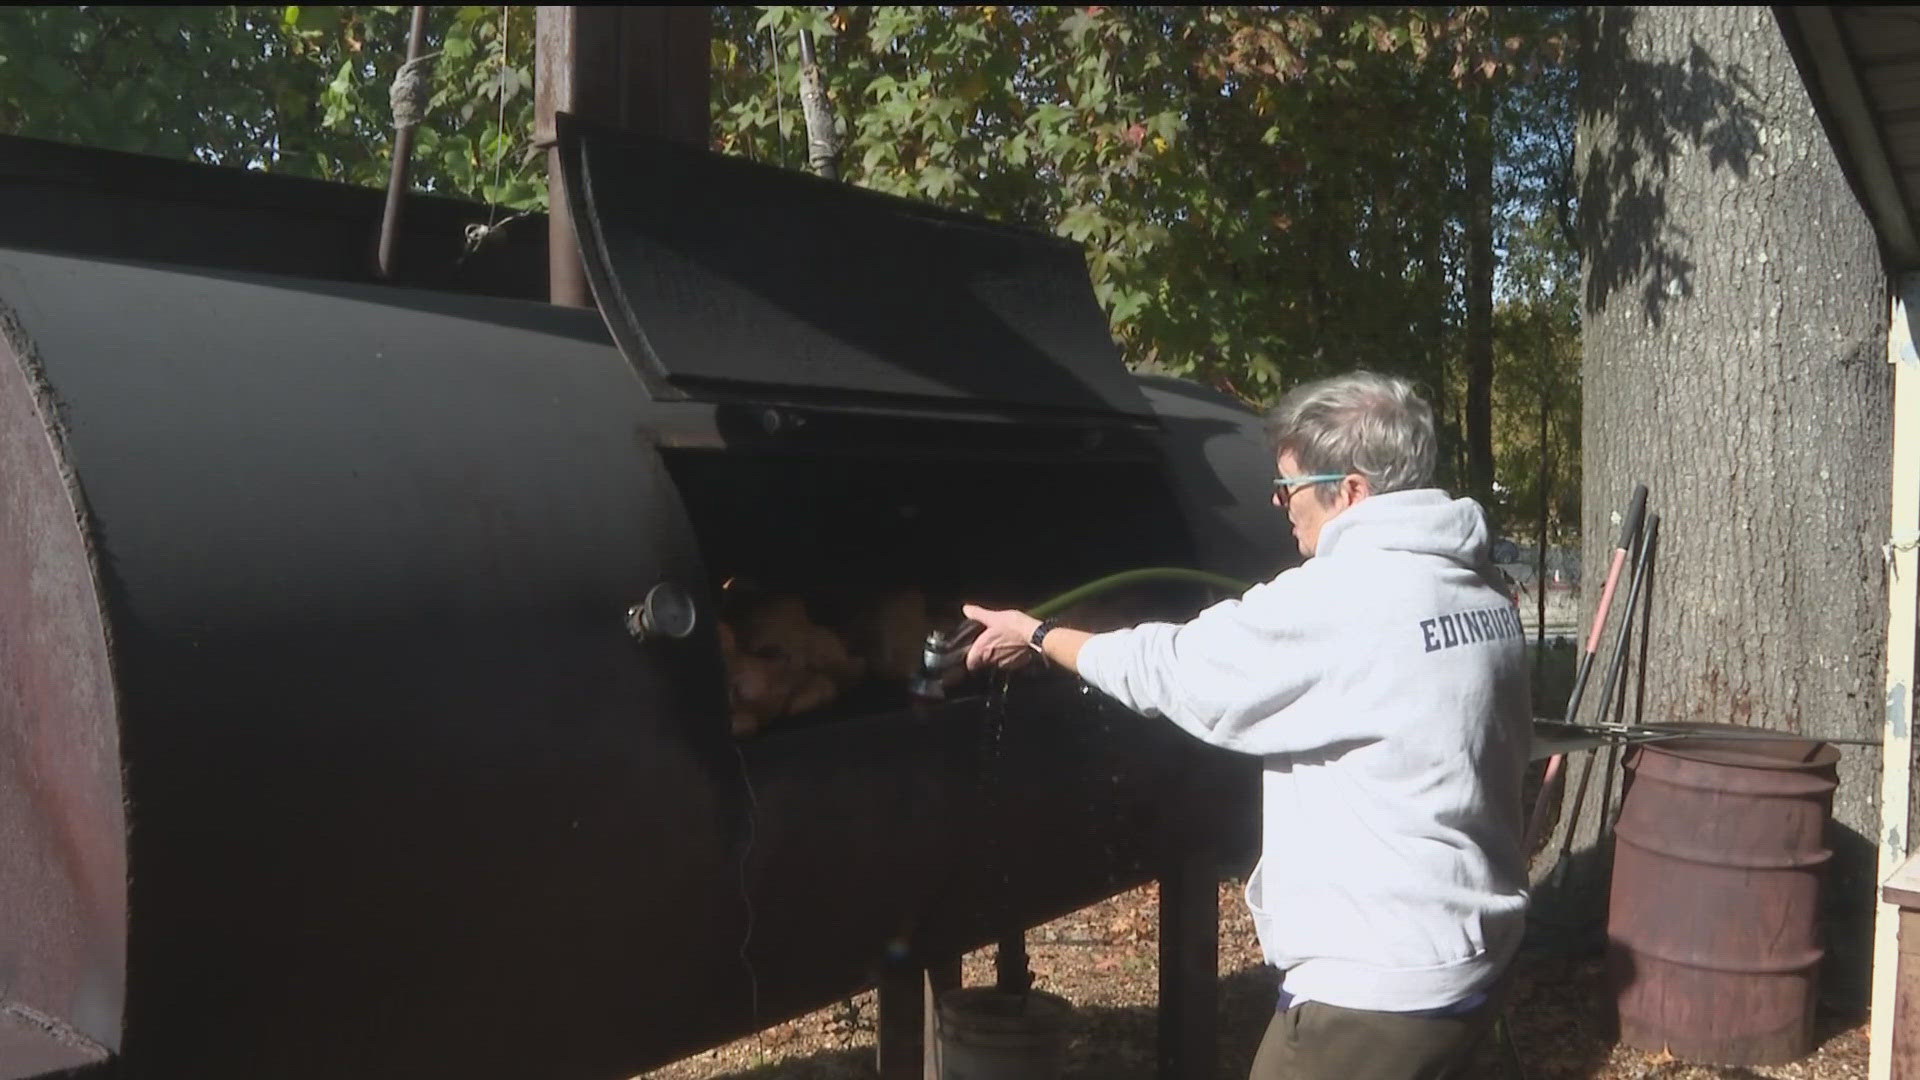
[389,51,440,131]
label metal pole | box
[535,7,592,307]
[543,144,593,308]
[1599,515,1659,840]
[1526,484,1645,862]
[1551,511,1657,886]
[1603,517,1661,839]
[797,27,839,180]
[376,6,431,280]
[534,6,712,307]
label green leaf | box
[1109,288,1148,323]
[919,163,959,198]
[1057,204,1108,243]
[1060,10,1101,41]
[442,28,475,61]
[1028,101,1071,130]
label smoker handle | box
[625,581,699,642]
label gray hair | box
[1266,371,1437,498]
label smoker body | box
[0,130,1284,1079]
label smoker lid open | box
[556,115,1155,421]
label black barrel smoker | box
[0,124,1286,1079]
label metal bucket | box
[1606,725,1839,1065]
[934,987,1072,1080]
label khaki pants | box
[1247,993,1502,1080]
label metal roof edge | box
[1776,6,1920,272]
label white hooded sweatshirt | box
[1076,489,1531,1012]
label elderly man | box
[963,371,1531,1079]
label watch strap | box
[1029,617,1060,653]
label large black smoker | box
[0,124,1283,1079]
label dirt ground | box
[638,879,1868,1080]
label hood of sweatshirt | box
[1312,488,1492,570]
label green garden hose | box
[1027,566,1254,619]
[911,567,1258,700]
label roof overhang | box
[1778,6,1920,273]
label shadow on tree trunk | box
[1579,6,1765,327]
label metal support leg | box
[878,959,927,1080]
[1158,855,1219,1080]
[1496,1012,1527,1080]
[880,956,962,1080]
[996,930,1033,994]
[924,957,961,1080]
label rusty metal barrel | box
[1606,726,1839,1065]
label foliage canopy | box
[0,4,1581,534]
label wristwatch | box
[1029,617,1061,653]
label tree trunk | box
[1421,214,1455,485]
[1566,5,1889,1000]
[1466,84,1496,502]
[1536,320,1553,661]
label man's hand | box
[961,604,1042,672]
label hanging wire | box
[462,5,529,259]
[730,737,762,1022]
[769,24,789,165]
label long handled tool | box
[1523,483,1647,854]
[1549,511,1659,886]
[1599,514,1661,839]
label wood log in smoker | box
[721,594,872,735]
[844,587,938,683]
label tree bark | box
[1536,323,1553,660]
[1421,214,1455,484]
[1567,5,1889,999]
[1466,84,1496,501]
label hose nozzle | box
[908,619,983,702]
